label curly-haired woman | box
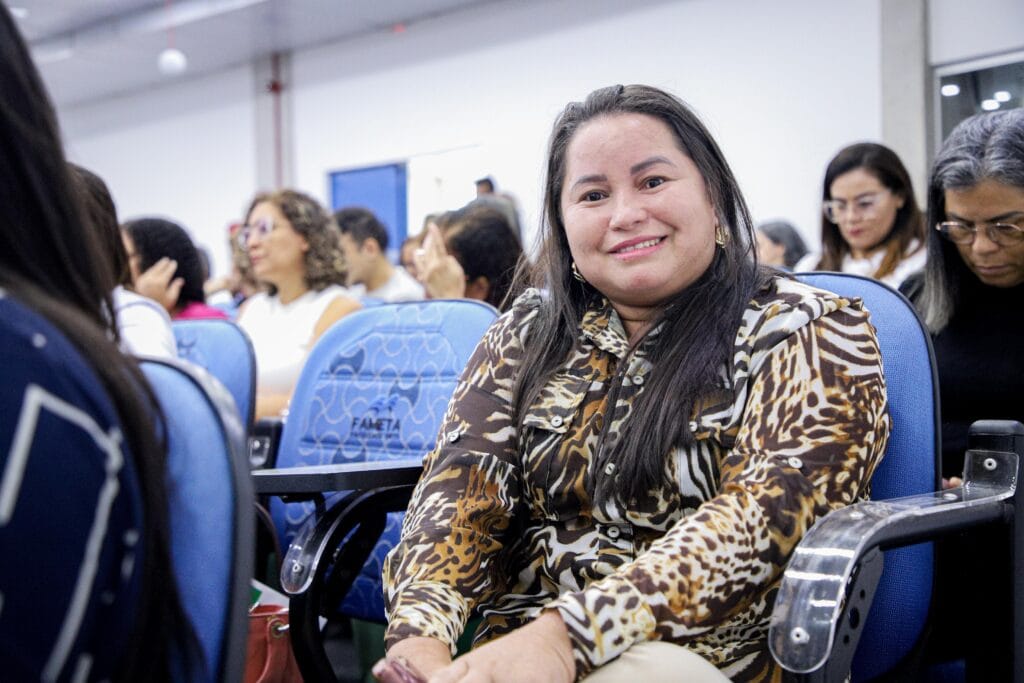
[237,189,361,419]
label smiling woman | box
[379,85,891,682]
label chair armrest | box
[770,444,1020,679]
[251,460,423,497]
[248,416,284,469]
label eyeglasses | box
[823,192,887,224]
[237,217,274,248]
[936,220,1024,247]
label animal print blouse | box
[384,276,890,681]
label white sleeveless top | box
[238,285,349,395]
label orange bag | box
[244,605,303,683]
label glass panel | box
[939,60,1024,140]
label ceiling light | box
[10,6,28,19]
[981,99,1000,111]
[158,47,188,75]
[994,90,1012,102]
[940,84,960,97]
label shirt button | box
[787,456,804,469]
[447,429,461,444]
[632,374,644,385]
[607,526,621,539]
[604,462,616,475]
[550,415,564,427]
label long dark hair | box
[513,84,769,504]
[123,217,208,310]
[69,163,133,288]
[917,109,1024,332]
[0,6,197,681]
[817,143,925,279]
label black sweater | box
[928,278,1024,477]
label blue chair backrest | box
[172,320,256,430]
[0,294,146,682]
[141,358,255,682]
[271,300,498,621]
[795,272,939,680]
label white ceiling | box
[8,0,514,107]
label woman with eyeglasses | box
[797,142,927,287]
[905,108,1024,681]
[236,189,361,419]
[906,109,1024,479]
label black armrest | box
[248,416,284,469]
[769,420,1024,682]
[251,460,423,497]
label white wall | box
[58,0,885,270]
[60,65,257,277]
[293,0,883,252]
[928,0,1024,65]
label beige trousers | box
[583,641,731,682]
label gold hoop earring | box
[571,261,586,283]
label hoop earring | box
[571,261,586,283]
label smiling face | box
[945,179,1024,288]
[827,167,904,258]
[244,200,309,287]
[559,113,717,332]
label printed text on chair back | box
[271,300,497,621]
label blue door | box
[329,162,407,262]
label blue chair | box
[172,319,256,431]
[252,299,498,682]
[0,293,148,682]
[140,358,255,683]
[771,274,1023,681]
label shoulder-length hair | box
[513,84,770,504]
[245,189,347,295]
[817,142,925,280]
[0,6,198,680]
[917,109,1024,332]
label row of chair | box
[7,276,1021,682]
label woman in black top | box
[908,108,1024,479]
[907,108,1024,681]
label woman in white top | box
[798,142,927,288]
[237,190,361,419]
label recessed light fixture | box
[10,6,28,19]
[941,84,961,97]
[994,90,1012,102]
[981,99,1000,111]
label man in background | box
[335,207,424,302]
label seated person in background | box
[122,217,229,320]
[335,206,424,302]
[380,84,889,682]
[906,108,1024,480]
[0,6,197,679]
[755,219,808,270]
[400,230,425,280]
[414,200,524,310]
[237,189,361,419]
[205,222,263,313]
[905,108,1024,682]
[69,163,177,358]
[797,142,926,288]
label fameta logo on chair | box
[348,380,420,441]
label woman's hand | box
[415,222,467,300]
[377,636,453,682]
[426,612,575,683]
[133,257,183,315]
